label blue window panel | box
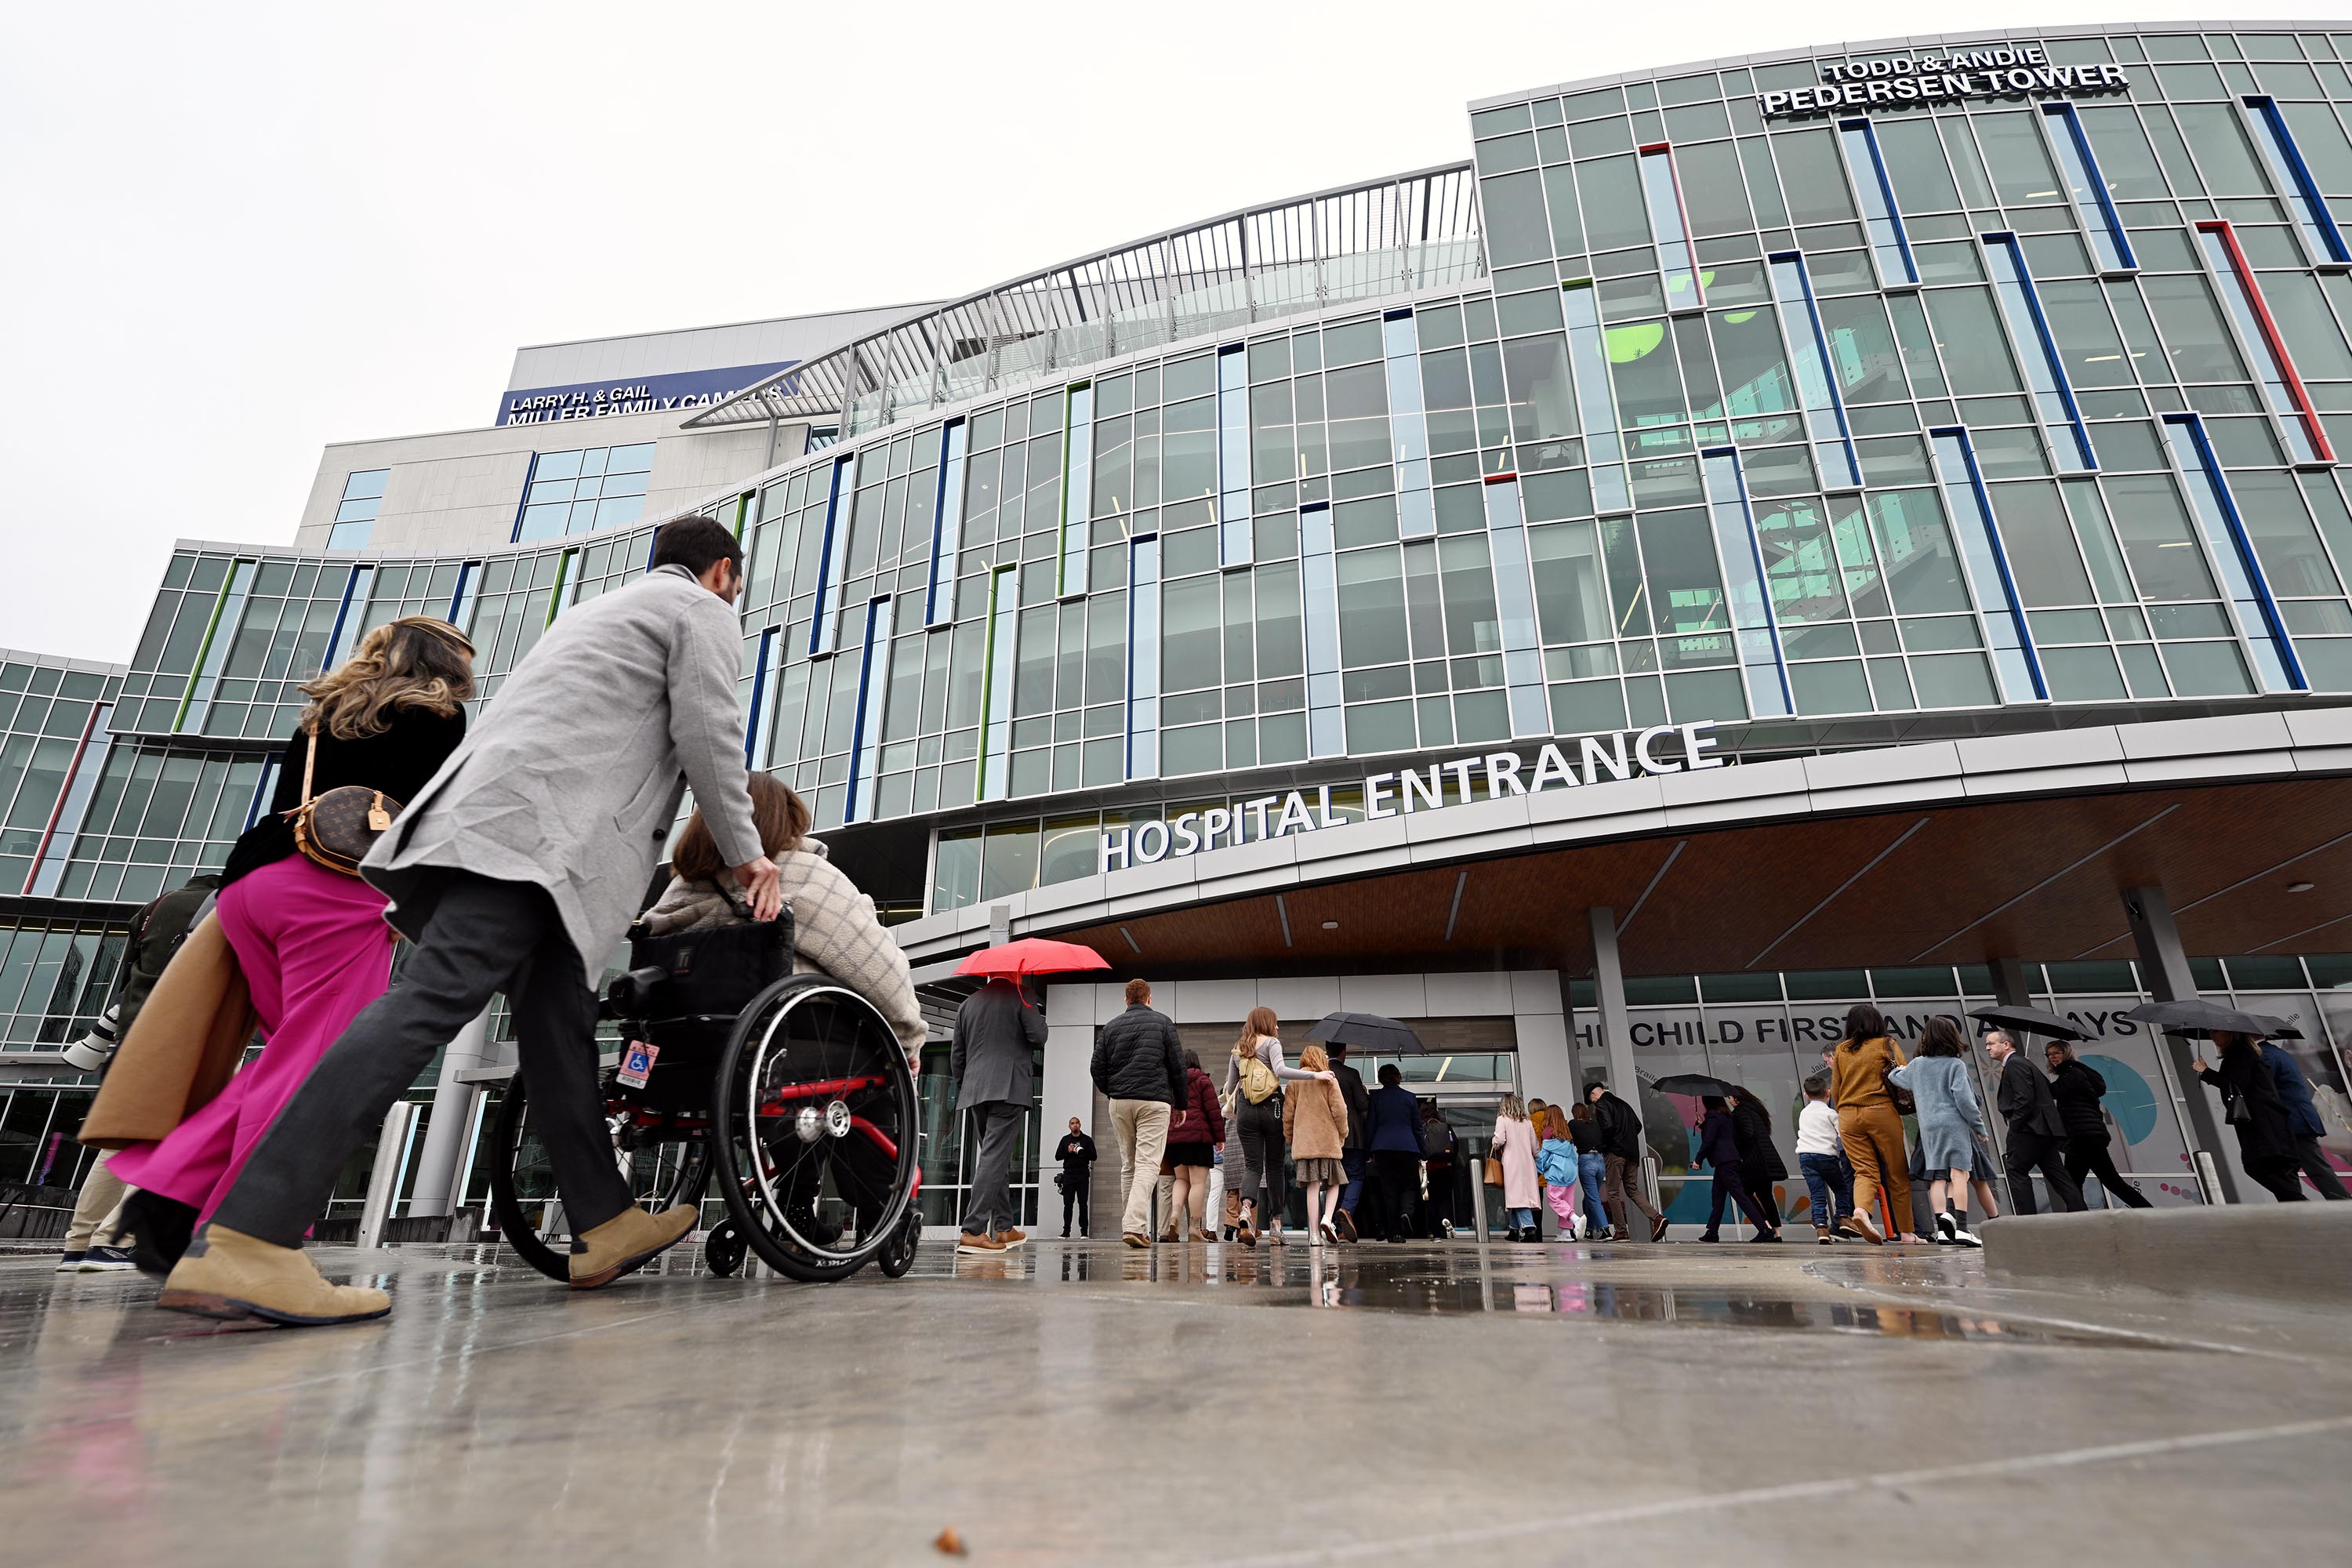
[1982,234,2096,473]
[321,564,376,673]
[1300,503,1344,757]
[1838,118,1919,286]
[1061,384,1093,597]
[1929,430,2045,702]
[743,626,780,767]
[1481,477,1554,738]
[242,754,283,833]
[926,420,969,627]
[2040,104,2137,274]
[1385,312,1436,539]
[2161,414,2306,693]
[448,561,481,633]
[1637,144,1706,313]
[1126,535,1160,781]
[1562,283,1630,510]
[2242,96,2351,267]
[1767,254,1861,491]
[808,452,858,657]
[1217,346,1251,566]
[844,600,891,822]
[1698,448,1795,718]
[978,566,1019,801]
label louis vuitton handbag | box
[283,731,401,877]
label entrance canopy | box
[895,709,2352,983]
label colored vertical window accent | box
[1218,346,1251,566]
[2161,414,2307,693]
[2241,96,2351,266]
[2196,221,2333,466]
[1929,430,2045,702]
[1480,475,1552,738]
[1126,535,1160,780]
[808,451,858,656]
[744,626,780,767]
[1837,118,1919,285]
[25,703,111,898]
[448,561,481,633]
[1697,449,1795,718]
[845,598,891,822]
[1767,254,1862,491]
[1060,384,1093,597]
[1385,312,1436,539]
[926,419,968,626]
[2039,104,2137,273]
[978,565,1019,801]
[1636,144,1705,313]
[321,564,376,673]
[1982,234,2096,473]
[1561,283,1631,510]
[545,549,577,624]
[178,559,257,731]
[1299,503,1345,757]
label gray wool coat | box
[950,979,1046,1112]
[361,563,764,977]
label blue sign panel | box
[497,360,797,426]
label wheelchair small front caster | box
[705,1221,746,1277]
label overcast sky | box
[2,0,2335,661]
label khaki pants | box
[1109,1098,1171,1237]
[65,1151,130,1250]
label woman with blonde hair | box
[1489,1093,1542,1241]
[1222,1005,1334,1245]
[1284,1043,1352,1243]
[115,617,475,1270]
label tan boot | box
[568,1204,698,1289]
[157,1226,390,1327]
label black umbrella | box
[1306,1012,1428,1054]
[2250,1012,2307,1040]
[1651,1073,1736,1098]
[2120,998,2276,1038]
[1965,1005,2089,1043]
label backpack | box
[1236,1047,1279,1105]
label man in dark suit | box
[1984,1029,2087,1215]
[951,977,1047,1253]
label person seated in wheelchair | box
[643,771,924,1067]
[642,772,926,1249]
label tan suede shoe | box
[157,1226,390,1327]
[568,1203,698,1289]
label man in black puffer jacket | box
[1091,978,1185,1246]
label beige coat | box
[78,912,257,1149]
[1283,1075,1349,1162]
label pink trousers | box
[1547,1184,1583,1231]
[110,855,394,1225]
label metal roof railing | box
[681,162,1484,437]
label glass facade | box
[514,442,655,542]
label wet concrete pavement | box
[5,1233,2348,1565]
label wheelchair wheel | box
[704,1221,745,1278]
[710,974,920,1283]
[487,1069,713,1283]
[877,1206,921,1279]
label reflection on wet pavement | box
[930,1238,2165,1345]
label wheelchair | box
[486,909,924,1284]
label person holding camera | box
[1054,1117,1097,1236]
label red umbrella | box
[954,938,1109,980]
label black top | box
[2047,1058,2112,1142]
[1730,1100,1787,1179]
[1054,1132,1097,1168]
[219,706,467,887]
[1568,1118,1599,1155]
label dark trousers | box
[2063,1133,2152,1209]
[1236,1097,1287,1216]
[1060,1166,1091,1234]
[212,873,631,1249]
[2294,1135,2349,1200]
[1744,1172,1783,1226]
[1370,1151,1419,1239]
[2002,1127,2087,1215]
[2249,1156,2307,1203]
[1339,1147,1367,1219]
[1798,1151,1853,1225]
[965,1102,1024,1236]
[1704,1163,1775,1236]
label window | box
[513,443,655,543]
[328,470,387,551]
